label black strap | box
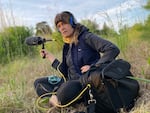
[86,89,96,113]
[103,79,118,112]
[87,102,96,113]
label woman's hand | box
[40,49,56,63]
[40,49,48,58]
[80,65,90,73]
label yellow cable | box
[35,92,56,111]
[55,84,91,108]
[36,60,91,111]
[57,63,67,82]
[35,62,67,112]
[35,84,91,111]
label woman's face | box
[57,22,74,38]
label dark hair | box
[54,11,77,28]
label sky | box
[0,0,150,32]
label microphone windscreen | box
[25,36,43,46]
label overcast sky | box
[0,0,150,31]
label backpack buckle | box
[88,99,96,104]
[88,89,96,104]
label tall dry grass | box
[0,53,61,113]
[118,40,150,113]
[0,0,22,30]
[0,40,150,113]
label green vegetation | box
[144,0,150,9]
[0,26,36,64]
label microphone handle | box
[46,39,55,42]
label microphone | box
[25,36,55,59]
[25,36,54,46]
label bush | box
[0,26,36,64]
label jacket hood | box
[78,24,89,36]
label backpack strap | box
[87,89,96,113]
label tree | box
[100,22,110,36]
[81,19,101,35]
[144,0,150,9]
[100,22,118,38]
[35,21,52,37]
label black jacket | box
[52,25,120,79]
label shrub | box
[0,26,36,64]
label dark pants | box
[34,77,63,97]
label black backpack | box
[82,59,140,113]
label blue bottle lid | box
[48,75,61,85]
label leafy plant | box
[0,26,35,64]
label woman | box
[34,11,120,98]
[40,11,119,76]
[34,11,140,113]
[34,11,120,97]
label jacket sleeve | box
[84,32,120,65]
[51,44,69,78]
[51,59,68,78]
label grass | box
[0,57,51,113]
[0,2,150,112]
[0,40,150,113]
[0,53,61,113]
